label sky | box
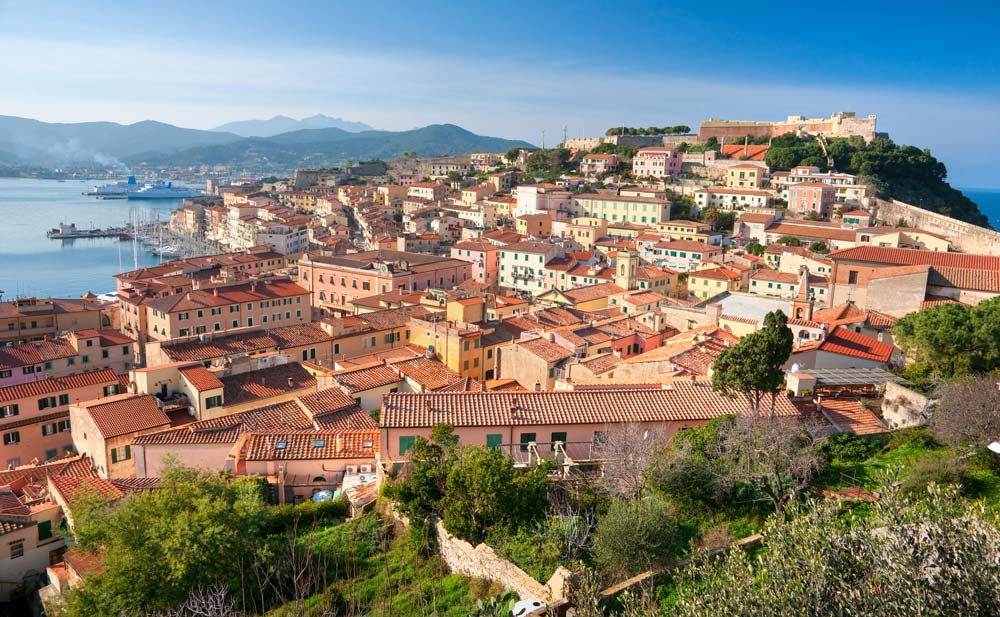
[1,0,998,187]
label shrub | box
[591,494,683,579]
[263,495,350,534]
[817,433,882,463]
[899,454,968,497]
[491,526,563,583]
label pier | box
[46,223,131,240]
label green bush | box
[591,494,683,578]
[491,526,563,583]
[263,495,350,534]
[818,433,882,463]
[899,454,968,497]
[886,427,941,453]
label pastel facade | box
[631,147,682,178]
[787,183,837,217]
[570,194,671,224]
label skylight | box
[314,439,325,448]
[276,441,287,450]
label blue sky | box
[1,0,998,187]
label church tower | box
[615,250,638,290]
[790,265,814,320]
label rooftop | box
[79,394,171,439]
[381,384,802,429]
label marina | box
[46,223,131,240]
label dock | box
[46,223,131,240]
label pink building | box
[451,239,501,287]
[378,386,804,464]
[788,182,837,218]
[631,147,682,179]
[0,368,123,468]
[298,250,473,316]
[580,153,619,176]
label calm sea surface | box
[0,178,998,301]
[0,178,181,299]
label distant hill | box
[129,124,535,170]
[211,114,374,137]
[0,115,240,166]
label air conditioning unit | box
[359,464,372,474]
[345,465,358,474]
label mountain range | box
[211,114,374,137]
[0,115,532,171]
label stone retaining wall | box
[873,198,1000,255]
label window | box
[110,445,131,463]
[38,397,56,410]
[519,433,536,452]
[486,434,503,450]
[81,355,89,364]
[551,431,567,445]
[10,542,23,559]
[3,431,20,445]
[102,349,109,359]
[0,370,10,378]
[0,404,18,418]
[334,343,340,354]
[205,395,223,409]
[399,436,416,455]
[22,365,35,375]
[58,393,69,405]
[848,270,859,285]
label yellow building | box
[687,266,742,300]
[726,164,764,189]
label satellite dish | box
[988,442,1000,455]
[791,363,800,373]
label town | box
[4,111,1000,616]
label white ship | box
[86,176,201,200]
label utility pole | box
[541,129,545,150]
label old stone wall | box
[434,520,567,602]
[873,198,1000,255]
[881,381,933,430]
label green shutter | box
[486,434,503,450]
[38,520,52,541]
[399,436,416,455]
[551,431,567,445]
[124,445,131,460]
[519,433,536,452]
[111,448,118,463]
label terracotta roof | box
[828,246,1000,270]
[221,363,316,405]
[315,406,378,431]
[622,291,667,306]
[50,474,124,502]
[737,213,775,224]
[134,400,312,446]
[160,324,332,362]
[766,222,856,242]
[394,357,462,391]
[437,377,485,392]
[562,283,626,303]
[865,311,897,330]
[818,327,895,363]
[380,383,802,429]
[298,388,358,416]
[80,394,171,439]
[145,279,308,314]
[751,269,799,284]
[868,264,931,280]
[242,431,378,461]
[920,295,966,309]
[179,365,224,392]
[518,337,575,363]
[0,368,119,404]
[655,240,722,253]
[577,353,621,375]
[0,339,77,370]
[721,144,769,161]
[812,303,867,327]
[63,548,106,579]
[332,363,401,394]
[691,267,741,282]
[818,399,887,435]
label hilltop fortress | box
[699,111,878,143]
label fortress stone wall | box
[699,112,877,143]
[873,198,1000,255]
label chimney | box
[287,377,293,387]
[335,434,343,453]
[533,382,541,391]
